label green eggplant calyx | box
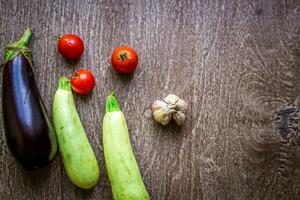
[105,92,121,112]
[58,76,72,91]
[4,28,33,62]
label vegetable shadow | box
[151,117,184,136]
[19,161,53,193]
[61,56,81,67]
[73,90,94,102]
[109,65,135,88]
[73,185,94,198]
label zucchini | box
[52,77,100,189]
[103,92,150,200]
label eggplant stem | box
[4,29,33,62]
[17,29,33,47]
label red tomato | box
[70,69,95,95]
[58,34,84,60]
[111,46,138,74]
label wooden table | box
[1,0,300,199]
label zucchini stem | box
[58,76,71,91]
[105,92,121,112]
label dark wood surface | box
[1,0,300,199]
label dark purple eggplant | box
[2,29,57,170]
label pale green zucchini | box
[103,93,150,200]
[52,76,100,189]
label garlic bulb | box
[152,94,188,126]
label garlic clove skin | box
[152,100,173,125]
[152,100,168,111]
[153,109,172,125]
[175,99,188,112]
[173,111,186,126]
[164,94,188,112]
[164,94,180,105]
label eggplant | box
[2,29,58,170]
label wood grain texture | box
[0,0,300,199]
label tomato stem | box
[118,52,127,61]
[56,33,62,40]
[72,72,78,80]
